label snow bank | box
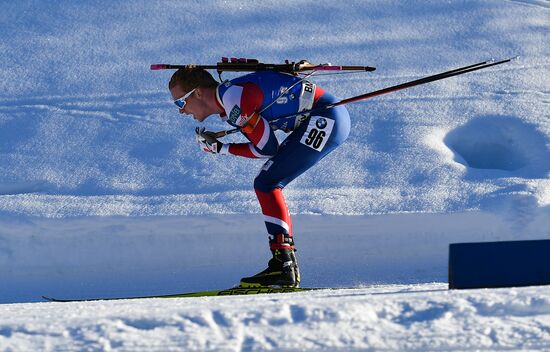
[2,210,549,305]
[2,284,550,351]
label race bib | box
[300,117,334,151]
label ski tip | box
[42,295,78,302]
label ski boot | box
[240,234,300,288]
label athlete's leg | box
[240,102,350,287]
[254,104,351,240]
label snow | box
[0,0,549,350]
[3,284,550,351]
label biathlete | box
[169,68,350,287]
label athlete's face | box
[170,85,209,122]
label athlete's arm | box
[225,82,279,159]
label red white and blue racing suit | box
[215,71,350,249]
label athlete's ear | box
[195,87,203,98]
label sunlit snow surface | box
[3,284,550,351]
[0,0,549,350]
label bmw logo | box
[316,118,327,129]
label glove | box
[195,127,227,154]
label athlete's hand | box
[195,127,227,154]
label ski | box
[42,286,319,302]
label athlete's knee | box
[254,173,279,193]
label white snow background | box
[0,0,549,350]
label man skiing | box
[169,67,350,288]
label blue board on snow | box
[449,239,550,289]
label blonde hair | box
[168,67,218,91]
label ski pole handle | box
[212,128,241,138]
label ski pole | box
[332,57,515,107]
[279,57,516,120]
[214,56,516,138]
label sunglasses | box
[173,88,196,109]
